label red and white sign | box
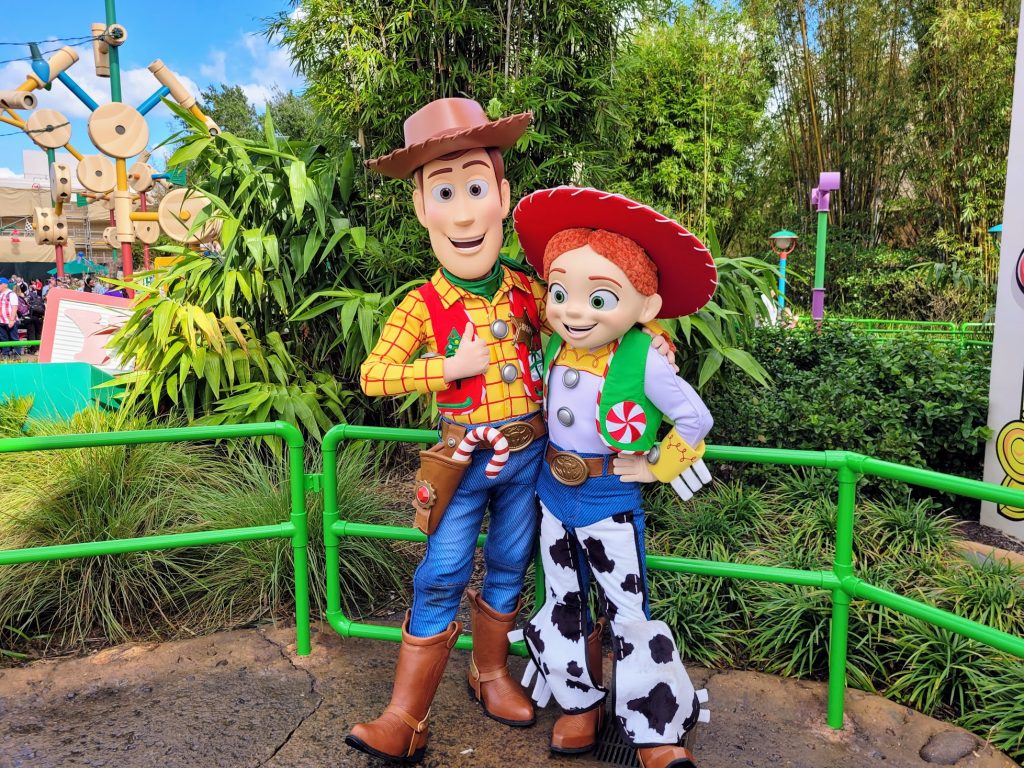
[38,288,134,374]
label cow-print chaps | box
[523,504,700,746]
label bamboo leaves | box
[111,117,372,439]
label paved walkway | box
[0,623,1017,768]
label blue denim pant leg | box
[409,427,545,637]
[480,437,544,613]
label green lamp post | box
[769,230,798,313]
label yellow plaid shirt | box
[360,266,547,425]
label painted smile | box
[449,235,486,250]
[563,323,597,338]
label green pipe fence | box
[320,424,1024,731]
[0,421,312,656]
[2,418,1022,732]
[798,317,994,349]
[0,340,41,349]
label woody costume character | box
[511,187,716,768]
[345,98,547,765]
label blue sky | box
[0,1,305,176]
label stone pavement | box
[0,623,1017,768]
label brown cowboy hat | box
[365,98,531,180]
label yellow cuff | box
[412,356,451,394]
[639,320,676,354]
[649,430,705,483]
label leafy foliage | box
[267,0,655,281]
[608,4,771,244]
[0,409,413,656]
[112,107,395,437]
[703,325,992,497]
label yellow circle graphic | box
[996,420,1024,483]
[998,475,1024,521]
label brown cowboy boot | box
[550,617,607,754]
[466,588,535,726]
[345,612,461,764]
[637,745,698,768]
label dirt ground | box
[0,622,1017,768]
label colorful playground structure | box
[0,1,228,421]
[0,0,220,284]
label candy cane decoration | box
[452,426,510,478]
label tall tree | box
[199,84,260,140]
[608,3,772,246]
[266,0,655,281]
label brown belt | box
[439,411,546,454]
[545,444,613,486]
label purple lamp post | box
[810,171,841,329]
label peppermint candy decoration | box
[605,401,647,444]
[452,426,510,478]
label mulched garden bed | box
[954,520,1024,556]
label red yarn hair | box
[542,228,659,296]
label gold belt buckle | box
[499,421,534,452]
[548,451,588,486]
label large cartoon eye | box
[590,289,619,311]
[466,180,490,199]
[431,183,455,203]
[550,283,568,304]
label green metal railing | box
[800,317,994,348]
[2,418,1022,730]
[0,340,41,349]
[0,421,312,655]
[320,424,1024,731]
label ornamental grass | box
[0,406,412,657]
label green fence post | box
[322,427,343,634]
[827,458,859,728]
[288,438,311,656]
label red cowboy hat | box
[512,187,717,318]
[365,98,532,180]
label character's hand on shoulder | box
[642,325,680,373]
[443,321,491,382]
[612,453,657,483]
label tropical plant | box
[268,0,656,276]
[112,107,392,437]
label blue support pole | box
[56,73,99,112]
[137,86,171,116]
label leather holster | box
[412,441,467,535]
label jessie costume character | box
[512,187,716,768]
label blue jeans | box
[0,322,19,356]
[409,413,546,637]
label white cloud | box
[199,51,227,83]
[234,33,302,106]
[0,167,19,178]
[239,83,276,107]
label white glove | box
[669,459,712,501]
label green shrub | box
[703,326,991,498]
[0,397,31,436]
[959,658,1024,759]
[642,475,1023,762]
